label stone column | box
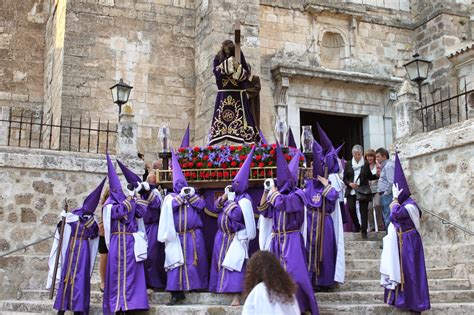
[116,104,143,174]
[393,80,423,139]
[274,76,290,124]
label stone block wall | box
[394,119,474,280]
[0,0,48,111]
[60,0,196,160]
[0,146,142,299]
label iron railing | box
[420,206,473,236]
[1,107,117,154]
[419,82,472,132]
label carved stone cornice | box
[271,63,403,89]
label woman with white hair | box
[343,145,379,239]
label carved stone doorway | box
[300,110,363,161]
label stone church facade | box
[1,0,472,159]
[0,0,473,311]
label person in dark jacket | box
[343,144,379,239]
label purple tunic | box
[208,52,260,145]
[53,216,98,314]
[384,198,430,312]
[166,193,209,291]
[103,197,149,314]
[304,181,339,287]
[259,189,319,315]
[208,194,249,293]
[141,190,166,289]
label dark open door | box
[299,111,363,161]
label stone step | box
[345,258,442,270]
[337,278,471,292]
[2,300,474,315]
[317,289,474,304]
[343,232,386,241]
[343,240,383,250]
[345,248,382,259]
[21,287,474,307]
[345,267,453,280]
[319,302,474,315]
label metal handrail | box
[0,234,54,258]
[420,206,474,236]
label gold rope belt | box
[112,232,133,235]
[178,229,199,266]
[271,229,299,236]
[396,228,415,292]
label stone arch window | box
[320,31,346,69]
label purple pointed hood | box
[172,149,188,193]
[394,153,411,204]
[73,177,107,216]
[232,146,255,194]
[116,159,141,189]
[316,123,334,153]
[106,153,125,203]
[180,123,190,148]
[276,142,293,189]
[335,142,344,156]
[288,127,297,148]
[288,150,301,183]
[312,140,324,179]
[259,130,267,145]
[316,123,339,174]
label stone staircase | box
[1,232,473,314]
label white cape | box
[46,213,99,289]
[258,214,273,251]
[380,223,401,290]
[328,173,346,283]
[157,194,184,270]
[222,197,257,272]
[242,282,300,315]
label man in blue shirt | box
[376,148,394,230]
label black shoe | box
[361,232,368,239]
[166,295,185,306]
[380,243,383,249]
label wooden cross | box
[234,20,241,67]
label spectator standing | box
[376,148,395,230]
[343,145,378,239]
[365,150,383,231]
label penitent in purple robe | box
[384,198,430,312]
[208,194,248,293]
[259,189,319,315]
[166,193,209,291]
[305,181,339,287]
[208,52,260,145]
[103,198,149,314]
[141,189,166,289]
[53,216,98,314]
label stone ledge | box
[0,146,143,175]
[395,119,474,159]
[271,63,403,88]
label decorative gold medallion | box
[312,193,321,203]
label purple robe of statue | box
[166,193,209,291]
[259,189,319,315]
[208,194,248,293]
[384,198,430,312]
[103,198,149,314]
[305,181,339,287]
[208,52,260,145]
[53,216,98,314]
[141,190,166,289]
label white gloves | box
[179,187,195,198]
[134,182,142,195]
[141,181,150,191]
[125,186,135,198]
[60,210,67,218]
[228,192,236,201]
[392,183,403,200]
[264,178,275,192]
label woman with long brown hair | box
[242,251,299,314]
